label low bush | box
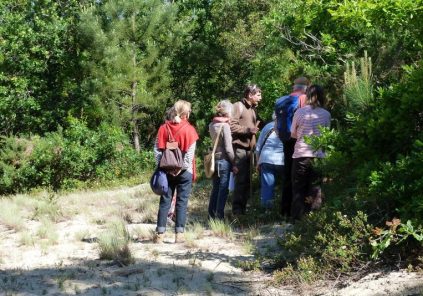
[0,117,155,194]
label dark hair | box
[243,84,261,99]
[306,84,325,108]
[165,106,176,121]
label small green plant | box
[236,259,261,271]
[242,240,255,254]
[98,219,133,265]
[370,219,423,259]
[274,256,320,285]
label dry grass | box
[137,200,157,223]
[19,230,35,246]
[74,230,92,242]
[0,199,25,231]
[208,219,234,240]
[36,218,59,245]
[97,219,134,265]
[131,225,155,241]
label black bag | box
[159,124,186,176]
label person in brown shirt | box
[230,84,262,215]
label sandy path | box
[0,185,421,295]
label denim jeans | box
[156,170,192,234]
[260,163,284,209]
[208,159,231,219]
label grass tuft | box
[98,219,134,265]
[208,219,234,239]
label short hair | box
[243,84,261,99]
[306,84,325,108]
[215,100,233,117]
[293,76,310,92]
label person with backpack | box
[153,100,199,243]
[290,85,331,220]
[274,77,309,218]
[208,100,238,220]
[230,84,263,215]
[255,113,284,210]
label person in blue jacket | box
[255,113,285,209]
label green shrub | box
[0,118,155,194]
[279,211,373,275]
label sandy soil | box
[0,185,422,295]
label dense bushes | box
[274,61,423,281]
[0,118,154,194]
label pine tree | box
[79,0,185,151]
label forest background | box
[0,0,422,282]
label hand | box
[232,166,239,174]
[256,164,261,173]
[249,127,259,134]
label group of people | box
[152,77,331,243]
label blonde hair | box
[173,100,191,123]
[215,100,233,117]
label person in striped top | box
[290,85,331,220]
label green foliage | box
[0,118,154,194]
[280,211,373,275]
[278,57,423,282]
[0,0,85,135]
[370,219,423,260]
[79,0,187,149]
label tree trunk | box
[131,50,140,153]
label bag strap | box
[166,122,188,142]
[258,127,274,158]
[211,124,224,154]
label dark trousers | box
[156,170,192,233]
[232,148,251,214]
[291,157,319,220]
[281,138,296,216]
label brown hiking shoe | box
[175,233,185,243]
[153,233,164,244]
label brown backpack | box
[159,123,187,176]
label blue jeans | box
[156,170,192,233]
[260,163,284,209]
[208,159,231,219]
